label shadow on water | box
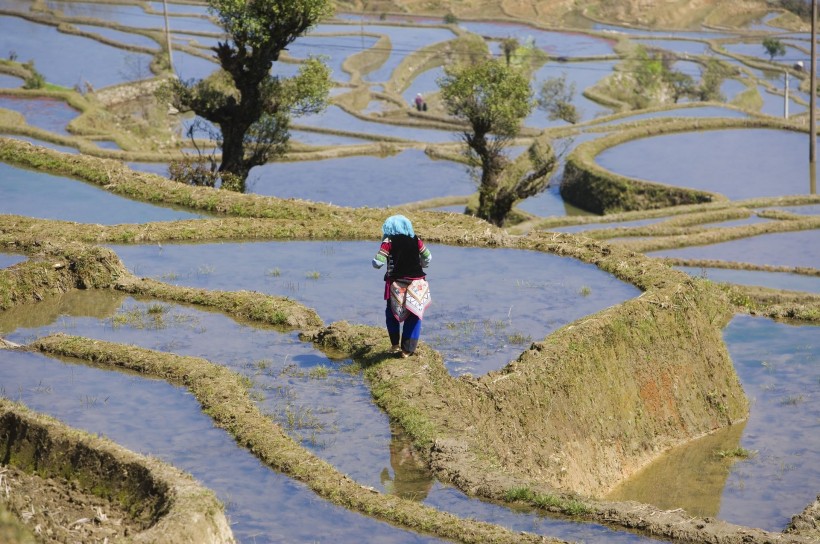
[608,315,820,532]
[0,162,203,223]
[106,240,640,376]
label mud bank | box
[0,398,233,543]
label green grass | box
[504,487,590,516]
[715,447,757,459]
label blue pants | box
[386,306,421,354]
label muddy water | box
[596,129,816,199]
[609,315,820,532]
[0,95,78,135]
[247,149,474,207]
[648,230,819,269]
[106,241,639,376]
[675,266,820,293]
[0,349,444,544]
[0,15,154,88]
[0,291,663,543]
[0,162,202,223]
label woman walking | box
[372,215,432,357]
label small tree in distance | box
[439,58,553,226]
[762,37,787,62]
[537,73,580,123]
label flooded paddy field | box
[1,1,819,543]
[106,241,640,376]
[609,315,819,532]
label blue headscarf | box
[382,214,415,237]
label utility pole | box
[163,0,175,75]
[784,71,789,118]
[811,0,817,164]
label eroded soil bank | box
[0,398,234,544]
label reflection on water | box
[0,289,125,333]
[0,162,202,223]
[606,422,747,517]
[107,241,639,376]
[381,425,434,500]
[0,291,661,543]
[606,315,819,532]
[0,349,444,544]
[596,129,817,199]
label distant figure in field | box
[372,215,432,357]
[414,93,427,111]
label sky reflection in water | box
[106,240,640,377]
[0,291,660,544]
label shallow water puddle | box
[0,291,661,543]
[247,149,473,207]
[0,252,25,269]
[0,349,445,544]
[648,229,819,269]
[596,129,817,199]
[609,315,819,532]
[107,240,640,376]
[0,161,202,223]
